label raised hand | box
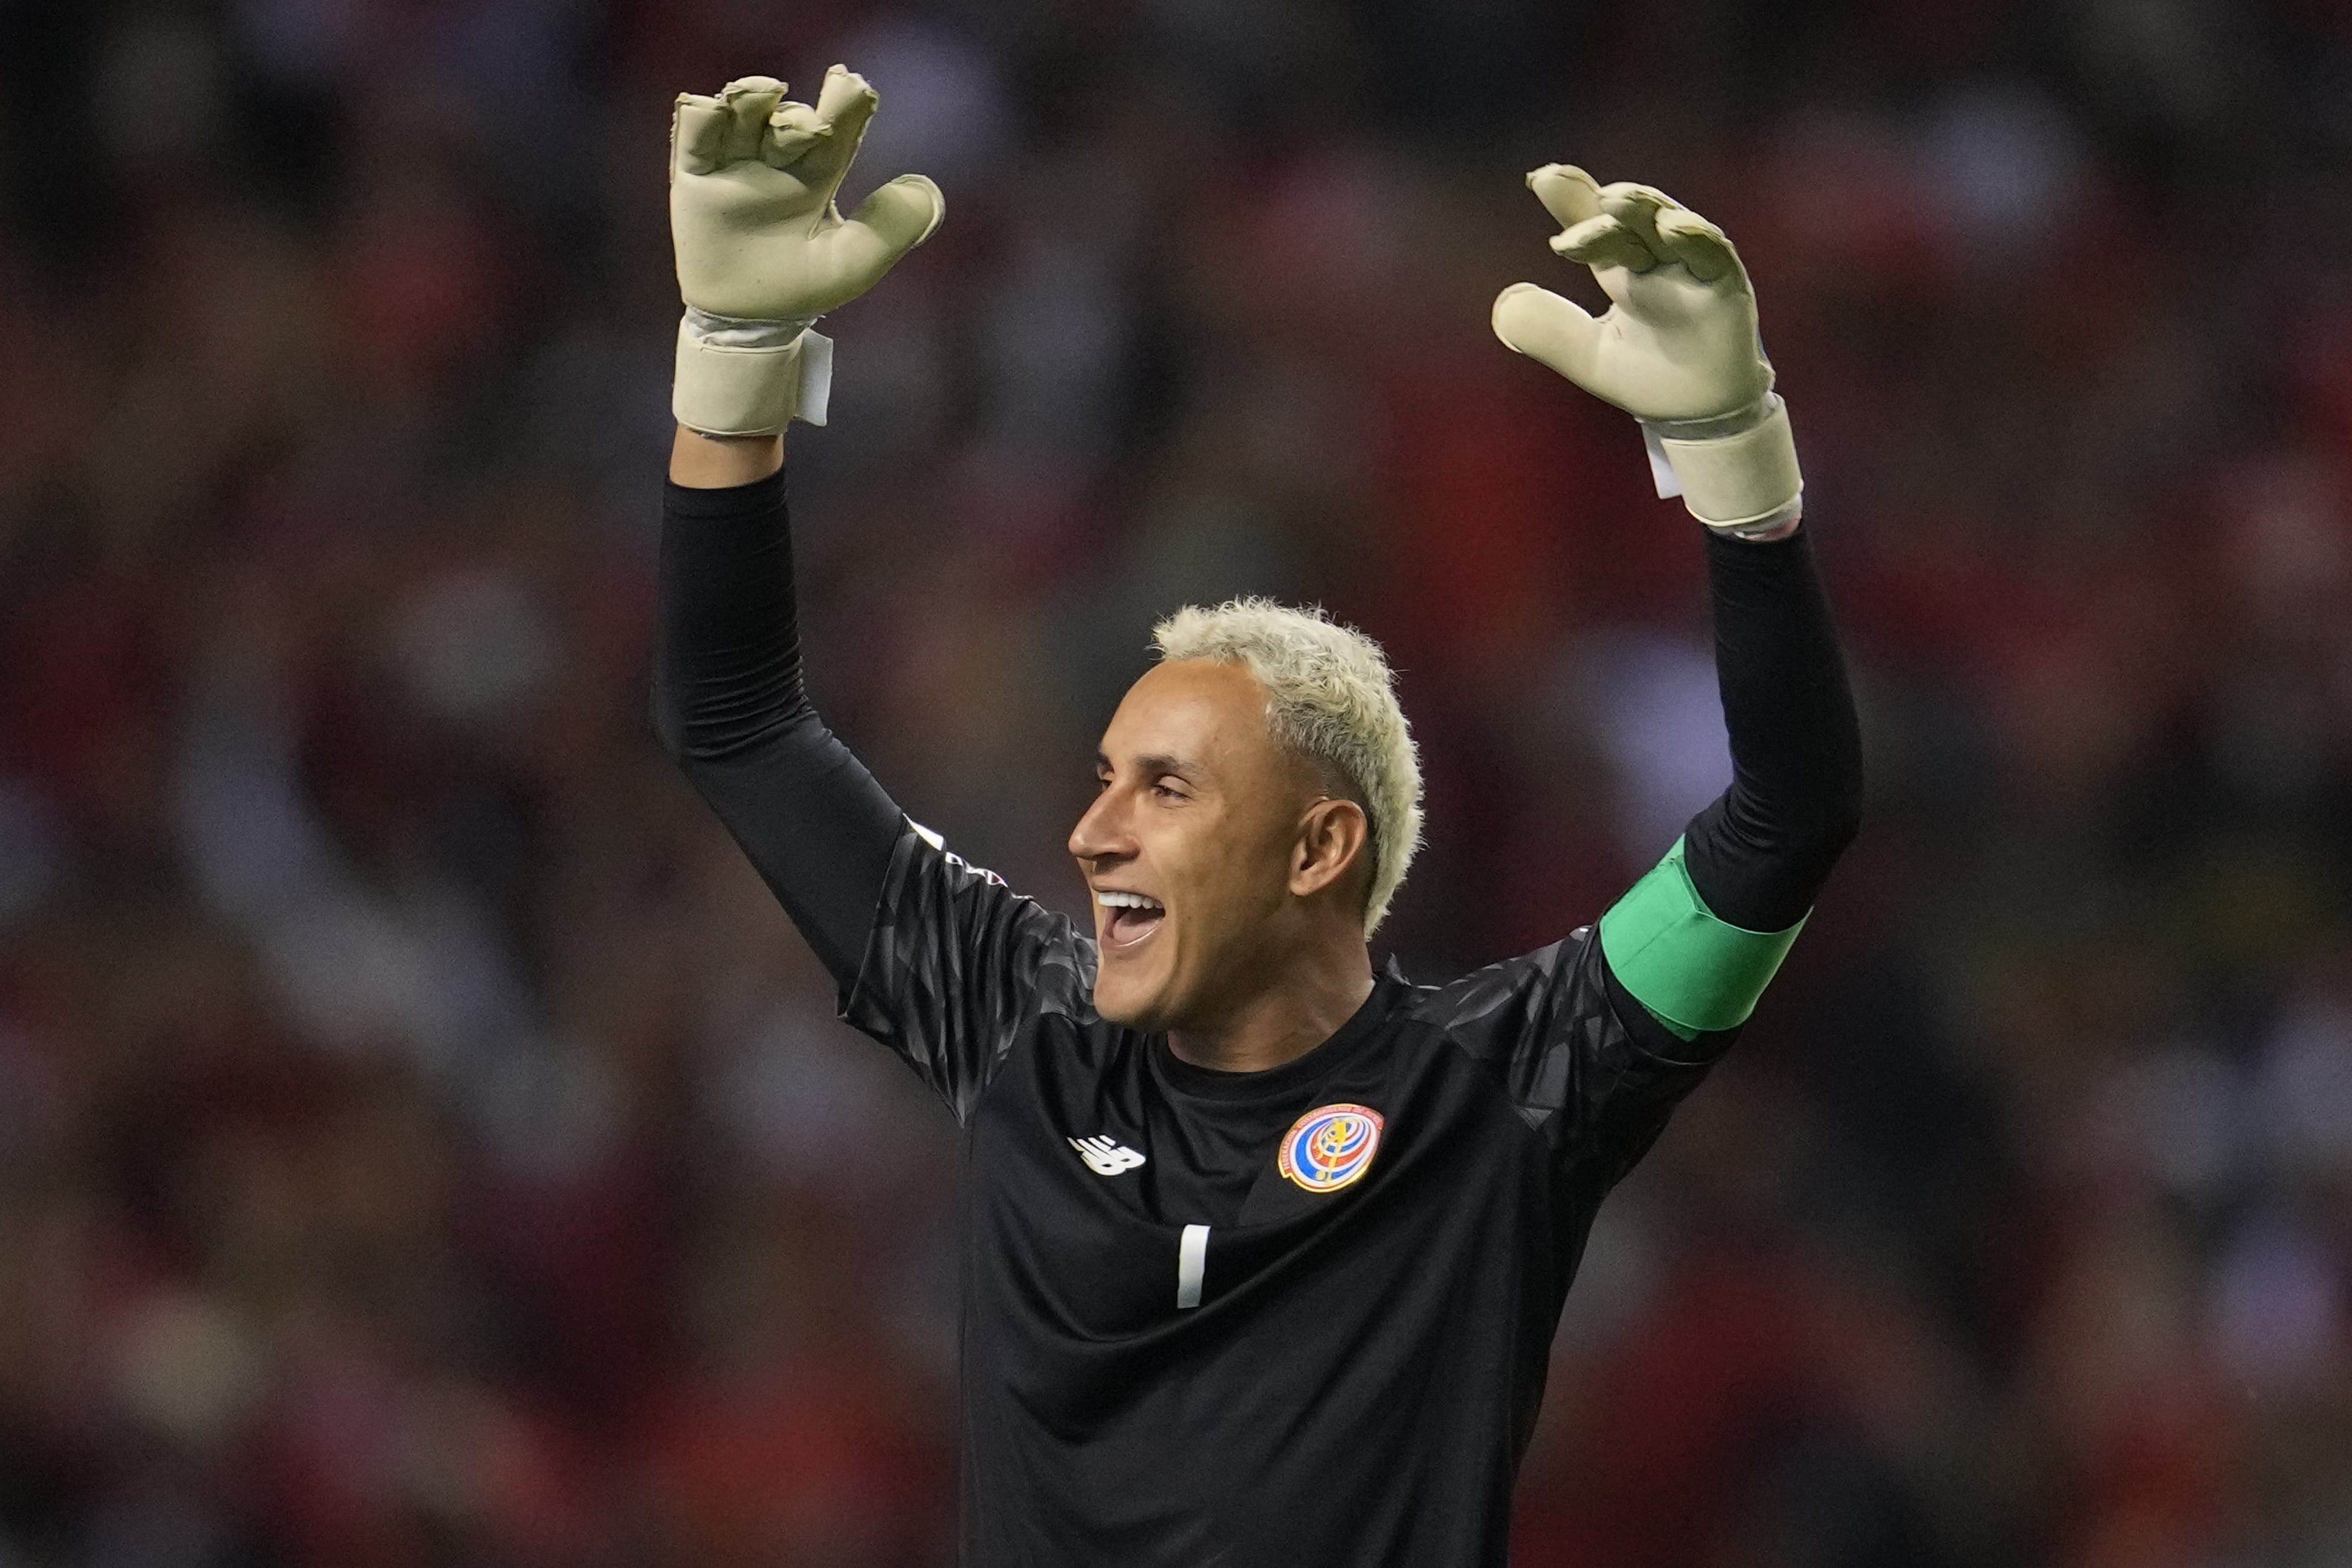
[1492,166,1769,424]
[1493,166,1801,536]
[671,69,944,322]
[669,68,943,436]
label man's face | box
[1069,660,1319,1032]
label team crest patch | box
[1277,1103,1385,1193]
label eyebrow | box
[1097,750,1203,779]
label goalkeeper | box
[653,70,1862,1567]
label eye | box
[1150,777,1188,801]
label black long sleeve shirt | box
[653,471,1861,1567]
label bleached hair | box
[1151,597,1422,936]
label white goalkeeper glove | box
[670,68,944,436]
[1492,166,1800,538]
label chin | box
[1091,971,1177,1031]
[1090,982,1155,1030]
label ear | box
[1290,797,1371,901]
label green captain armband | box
[1598,837,1806,1039]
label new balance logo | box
[1068,1135,1147,1176]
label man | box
[654,69,1862,1568]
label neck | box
[1167,938,1376,1075]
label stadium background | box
[4,0,2351,1562]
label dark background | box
[2,0,2350,1563]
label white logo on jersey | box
[1068,1135,1147,1176]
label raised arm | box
[658,443,1091,1119]
[1494,168,1862,1042]
[653,71,942,985]
[655,433,904,983]
[654,76,1088,1126]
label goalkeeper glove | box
[670,68,944,436]
[1492,166,1800,538]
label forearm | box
[1598,526,1860,1040]
[653,466,904,983]
[1682,527,1863,931]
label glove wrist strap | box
[671,310,834,436]
[1641,394,1804,539]
[1643,394,1776,442]
[681,306,819,349]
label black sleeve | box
[652,471,906,984]
[653,470,1083,1122]
[1417,533,1863,1203]
[1679,527,1864,932]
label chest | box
[961,1018,1549,1339]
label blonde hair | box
[1151,597,1422,935]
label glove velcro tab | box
[672,312,834,435]
[1598,836,1806,1035]
[1647,394,1803,535]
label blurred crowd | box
[3,0,2351,1563]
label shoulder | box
[1399,928,1700,1069]
[854,826,1105,1022]
[1399,928,1600,1038]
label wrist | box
[1709,499,1803,542]
[1639,393,1803,538]
[671,310,834,437]
[669,426,784,488]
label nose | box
[1068,781,1134,866]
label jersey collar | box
[1150,960,1411,1103]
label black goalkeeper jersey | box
[652,471,1860,1567]
[842,826,1727,1567]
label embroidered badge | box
[1277,1103,1385,1193]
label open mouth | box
[1095,890,1165,950]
